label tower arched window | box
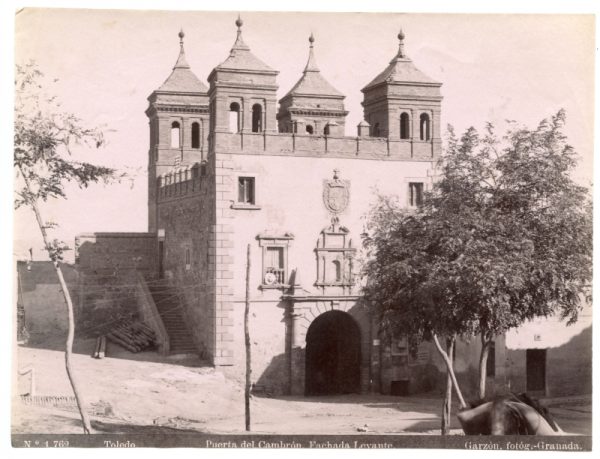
[400,112,410,139]
[420,113,431,141]
[373,122,380,137]
[229,102,241,133]
[191,122,200,148]
[170,121,181,148]
[251,104,263,133]
[324,124,330,136]
[306,125,314,135]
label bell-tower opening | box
[372,122,380,137]
[170,121,181,148]
[400,112,410,139]
[305,310,361,395]
[420,113,431,141]
[229,103,241,132]
[191,122,200,148]
[251,104,263,132]
[306,125,314,135]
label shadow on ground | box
[20,336,208,369]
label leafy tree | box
[362,111,592,421]
[14,62,116,434]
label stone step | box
[148,285,197,356]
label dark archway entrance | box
[305,310,361,395]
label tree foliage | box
[14,62,114,211]
[14,62,119,434]
[362,110,592,398]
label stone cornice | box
[281,108,349,118]
[208,82,279,94]
[282,294,361,302]
[208,67,279,82]
[362,80,443,93]
[146,104,209,117]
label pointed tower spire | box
[231,14,250,51]
[278,32,347,134]
[174,29,191,69]
[153,28,207,93]
[304,32,319,72]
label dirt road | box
[12,341,591,435]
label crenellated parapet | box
[157,163,208,202]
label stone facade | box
[144,21,442,395]
[72,18,590,399]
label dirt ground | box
[12,338,592,436]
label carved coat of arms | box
[323,169,350,215]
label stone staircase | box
[147,280,196,354]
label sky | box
[11,9,595,263]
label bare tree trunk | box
[432,334,466,409]
[244,244,251,431]
[20,168,92,434]
[441,336,455,435]
[478,332,491,400]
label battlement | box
[157,163,208,202]
[211,131,439,161]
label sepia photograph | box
[7,2,595,450]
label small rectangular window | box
[409,182,424,207]
[238,177,255,204]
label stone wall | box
[208,147,435,392]
[75,232,157,276]
[502,307,593,397]
[16,261,75,342]
[156,171,216,361]
[74,232,157,336]
[212,131,438,160]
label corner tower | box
[278,34,348,136]
[207,17,279,136]
[146,30,209,231]
[362,30,442,157]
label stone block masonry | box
[211,151,236,365]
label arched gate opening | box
[305,310,361,395]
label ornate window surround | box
[314,223,357,288]
[256,232,294,289]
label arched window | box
[170,121,180,148]
[324,124,330,136]
[229,102,241,133]
[306,125,314,135]
[400,112,410,139]
[191,122,200,148]
[251,104,262,133]
[420,113,431,141]
[372,122,380,137]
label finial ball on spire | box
[309,33,315,44]
[398,29,405,41]
[236,15,243,29]
[178,29,185,40]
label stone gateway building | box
[74,18,591,399]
